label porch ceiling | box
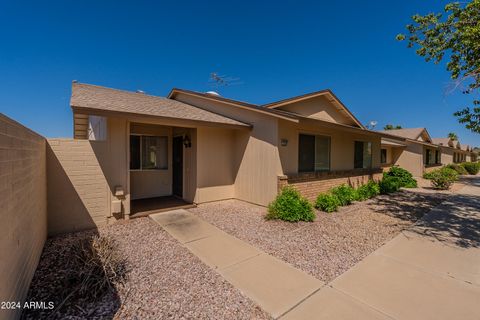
[71,83,251,129]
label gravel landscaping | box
[23,218,269,320]
[191,189,449,283]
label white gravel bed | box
[23,218,270,320]
[190,190,448,283]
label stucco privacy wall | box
[393,142,424,177]
[47,139,110,234]
[0,114,47,320]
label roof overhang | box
[168,88,300,123]
[381,138,407,147]
[72,106,252,130]
[262,89,365,129]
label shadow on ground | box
[21,230,122,319]
[410,193,480,249]
[370,190,449,223]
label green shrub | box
[315,193,341,212]
[330,184,357,206]
[379,176,401,194]
[446,163,468,175]
[423,171,435,180]
[460,162,480,175]
[383,166,417,188]
[429,167,458,190]
[355,180,380,201]
[266,186,315,222]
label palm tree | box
[384,124,402,130]
[448,132,458,140]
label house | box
[46,82,397,233]
[432,137,478,164]
[379,128,441,177]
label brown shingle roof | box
[70,83,250,128]
[432,138,452,146]
[378,128,427,140]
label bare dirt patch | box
[191,190,448,283]
[23,218,269,319]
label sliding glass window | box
[298,134,330,172]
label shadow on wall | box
[47,144,96,235]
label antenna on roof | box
[136,90,145,94]
[72,80,78,83]
[367,120,378,130]
[208,72,243,88]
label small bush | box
[356,180,380,200]
[423,171,435,180]
[429,167,458,190]
[267,186,315,222]
[73,235,128,299]
[446,163,468,175]
[383,166,417,188]
[315,193,341,212]
[461,162,480,175]
[379,176,401,194]
[330,184,357,206]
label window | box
[435,150,441,164]
[354,141,372,169]
[298,134,330,172]
[130,135,168,170]
[381,149,387,164]
[88,115,107,141]
[425,149,432,165]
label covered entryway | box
[129,122,196,217]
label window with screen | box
[130,135,168,170]
[354,141,372,169]
[298,134,330,172]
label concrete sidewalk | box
[283,178,480,320]
[151,177,480,319]
[150,209,324,318]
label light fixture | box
[281,139,288,147]
[183,135,192,148]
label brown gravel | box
[191,189,449,283]
[23,218,270,320]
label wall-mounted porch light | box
[183,135,192,148]
[281,138,288,147]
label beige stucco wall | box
[440,146,454,165]
[47,139,110,234]
[0,114,47,320]
[130,123,173,200]
[195,127,236,202]
[274,95,357,127]
[174,93,282,206]
[393,141,424,177]
[278,119,381,175]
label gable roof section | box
[379,128,432,142]
[432,138,454,147]
[71,83,250,128]
[262,89,365,129]
[168,88,299,122]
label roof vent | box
[205,91,220,97]
[136,90,145,94]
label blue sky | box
[0,0,478,146]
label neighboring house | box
[432,138,477,164]
[379,128,441,177]
[48,82,397,232]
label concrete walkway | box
[283,177,480,320]
[149,209,324,318]
[151,176,480,319]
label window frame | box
[298,133,331,173]
[354,140,373,169]
[129,133,169,171]
[380,148,387,164]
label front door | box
[172,136,183,197]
